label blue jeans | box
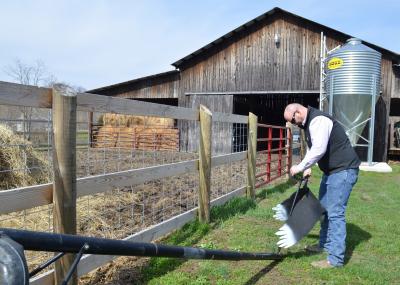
[318,168,359,266]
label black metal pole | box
[289,178,308,216]
[29,252,65,277]
[0,228,282,261]
[62,243,89,285]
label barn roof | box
[88,70,179,95]
[172,7,400,69]
[90,7,399,93]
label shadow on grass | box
[210,196,257,222]
[306,234,320,240]
[279,223,371,263]
[142,197,258,282]
[143,180,298,282]
[345,223,371,264]
[256,179,297,200]
[243,260,282,285]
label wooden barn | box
[88,7,400,161]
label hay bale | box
[93,126,119,148]
[101,114,174,127]
[93,126,179,151]
[0,124,51,190]
[94,114,178,150]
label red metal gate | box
[255,123,292,188]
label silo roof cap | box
[347,38,362,45]
[330,38,381,55]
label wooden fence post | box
[300,129,307,160]
[198,105,212,223]
[88,111,93,147]
[52,85,77,285]
[286,122,293,179]
[247,112,257,199]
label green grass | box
[141,164,400,284]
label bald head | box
[284,103,308,126]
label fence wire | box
[0,104,54,268]
[77,111,196,178]
[0,105,53,190]
[76,171,199,240]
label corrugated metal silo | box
[325,38,381,163]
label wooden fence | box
[0,80,292,284]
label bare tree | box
[3,59,57,139]
[4,59,55,87]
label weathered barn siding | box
[186,95,233,154]
[88,8,400,160]
[177,14,326,153]
[116,79,179,99]
[387,65,400,153]
[89,71,180,99]
[392,67,400,99]
[178,16,322,103]
[374,59,395,160]
[389,116,400,152]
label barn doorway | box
[233,92,318,124]
[131,98,178,106]
[232,92,319,151]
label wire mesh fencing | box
[291,124,302,165]
[74,111,201,241]
[0,103,54,268]
[0,108,202,270]
[0,105,53,189]
[0,114,247,271]
[210,121,248,201]
[76,172,199,240]
[76,112,196,178]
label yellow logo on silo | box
[327,57,344,70]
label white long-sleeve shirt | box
[296,116,333,172]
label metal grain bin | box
[325,38,381,146]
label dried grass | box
[93,126,179,150]
[0,124,51,190]
[101,114,174,127]
[94,114,178,151]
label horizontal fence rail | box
[0,81,248,124]
[0,151,248,215]
[0,81,52,108]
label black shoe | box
[305,244,324,253]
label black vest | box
[304,107,361,175]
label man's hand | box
[303,168,312,178]
[290,165,300,176]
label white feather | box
[275,224,298,248]
[272,204,288,221]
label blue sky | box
[1,0,399,90]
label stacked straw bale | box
[0,124,51,190]
[93,114,178,150]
